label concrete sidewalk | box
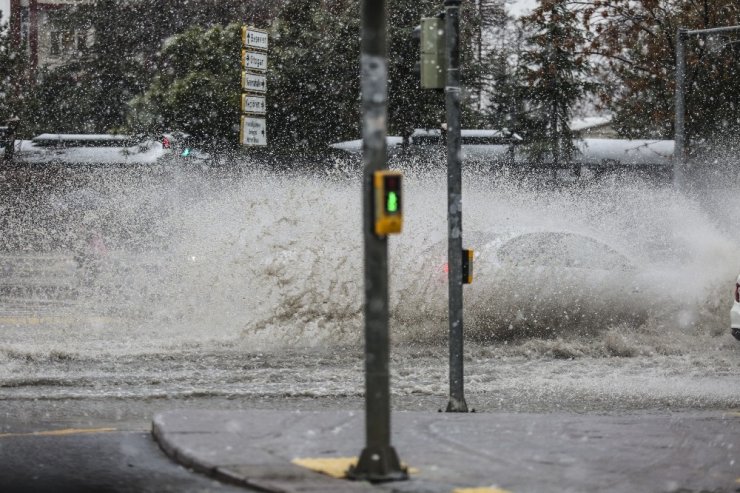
[152,409,739,493]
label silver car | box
[419,231,644,340]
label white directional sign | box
[241,94,266,115]
[242,71,267,93]
[242,50,267,72]
[240,116,267,146]
[240,26,268,147]
[242,27,269,51]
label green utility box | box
[420,17,446,89]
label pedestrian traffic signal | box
[462,249,473,284]
[373,170,403,236]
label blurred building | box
[9,0,91,71]
[9,1,279,74]
[571,116,618,139]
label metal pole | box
[349,0,407,482]
[686,25,740,36]
[674,25,740,188]
[2,118,20,163]
[674,28,687,188]
[444,0,468,413]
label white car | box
[418,231,645,339]
[732,275,740,340]
[5,133,167,166]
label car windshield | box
[498,232,632,270]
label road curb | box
[152,409,740,493]
[152,410,376,492]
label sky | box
[0,1,8,24]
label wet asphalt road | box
[0,396,283,492]
[0,398,353,493]
[0,397,368,493]
[0,427,253,493]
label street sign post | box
[347,0,407,483]
[240,26,268,147]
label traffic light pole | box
[348,0,407,482]
[444,0,468,413]
[674,28,687,189]
[674,24,740,189]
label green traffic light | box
[181,148,191,157]
[387,191,398,213]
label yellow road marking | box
[292,457,418,479]
[454,488,512,493]
[0,427,117,439]
[293,457,357,479]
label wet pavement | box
[153,408,740,493]
[0,429,253,493]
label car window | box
[498,232,632,270]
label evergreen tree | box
[0,12,29,123]
[482,26,531,136]
[461,0,501,120]
[21,0,276,135]
[477,3,533,135]
[267,0,361,153]
[128,23,241,147]
[459,1,488,128]
[520,0,593,165]
[387,0,446,140]
[137,0,493,153]
[388,0,487,137]
[268,0,486,151]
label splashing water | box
[0,161,737,404]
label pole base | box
[445,397,469,413]
[346,446,409,482]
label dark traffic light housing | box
[462,249,473,284]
